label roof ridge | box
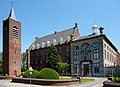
[37,27,74,39]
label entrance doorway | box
[83,64,89,76]
[14,70,17,76]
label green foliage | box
[115,69,120,77]
[106,73,112,77]
[114,77,120,83]
[0,52,2,61]
[81,78,95,83]
[21,52,27,71]
[37,68,59,79]
[23,70,39,78]
[56,62,68,75]
[47,45,60,71]
[21,72,25,76]
[0,60,3,75]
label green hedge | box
[23,70,39,78]
[37,68,59,79]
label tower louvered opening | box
[13,26,18,38]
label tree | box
[21,52,27,71]
[0,52,2,61]
[56,62,69,75]
[47,44,60,71]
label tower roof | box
[9,7,16,20]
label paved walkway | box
[0,77,107,87]
[70,77,107,87]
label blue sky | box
[0,0,120,52]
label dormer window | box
[32,44,35,50]
[13,26,18,39]
[66,36,70,42]
[59,37,63,44]
[53,39,56,45]
[41,42,45,48]
[36,43,40,49]
[46,41,50,47]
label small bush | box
[37,68,59,79]
[114,77,120,83]
[106,74,112,77]
[23,70,39,78]
[21,72,25,76]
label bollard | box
[77,76,81,83]
[108,77,113,81]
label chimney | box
[35,37,38,39]
[54,31,57,35]
[74,23,78,29]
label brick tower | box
[3,7,21,76]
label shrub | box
[106,73,112,77]
[21,72,25,76]
[56,62,68,75]
[23,70,39,78]
[114,77,120,83]
[37,68,59,79]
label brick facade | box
[30,43,71,75]
[3,18,21,76]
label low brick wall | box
[103,81,120,87]
[11,77,80,86]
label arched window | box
[81,43,90,60]
[13,26,18,38]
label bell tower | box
[3,6,21,76]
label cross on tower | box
[11,0,14,7]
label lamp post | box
[29,67,33,86]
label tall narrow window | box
[93,49,99,59]
[74,52,79,61]
[66,46,70,52]
[94,63,100,73]
[66,54,70,62]
[58,47,62,53]
[74,64,79,74]
[104,50,106,59]
[107,52,109,61]
[93,42,99,48]
[40,57,43,64]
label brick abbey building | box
[2,7,21,76]
[27,23,120,77]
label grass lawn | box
[81,78,95,83]
[59,78,72,80]
[59,76,95,83]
